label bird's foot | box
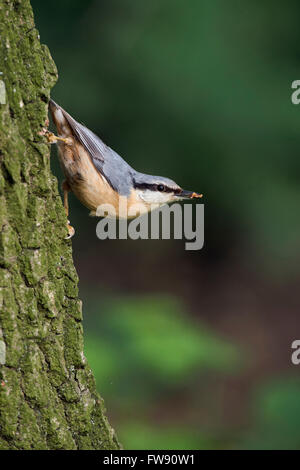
[40,129,72,145]
[66,220,75,239]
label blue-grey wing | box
[52,101,133,196]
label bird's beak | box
[177,190,203,199]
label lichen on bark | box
[0,0,120,450]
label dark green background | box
[32,0,300,449]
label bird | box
[46,99,202,238]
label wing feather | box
[50,100,134,195]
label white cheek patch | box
[137,190,172,204]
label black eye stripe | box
[133,183,157,191]
[134,182,176,193]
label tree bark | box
[0,0,120,450]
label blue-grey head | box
[131,171,202,206]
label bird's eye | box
[157,184,165,192]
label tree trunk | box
[0,0,120,450]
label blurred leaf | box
[84,295,239,393]
[242,377,300,450]
[118,422,219,450]
[107,297,238,379]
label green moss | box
[0,0,120,450]
[0,340,6,365]
[0,369,22,438]
[16,401,47,449]
[0,224,18,268]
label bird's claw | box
[65,221,75,239]
[40,128,71,145]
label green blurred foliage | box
[117,423,219,450]
[83,294,239,448]
[241,377,300,450]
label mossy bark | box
[0,0,120,450]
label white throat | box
[137,189,173,204]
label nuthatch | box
[47,100,202,238]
